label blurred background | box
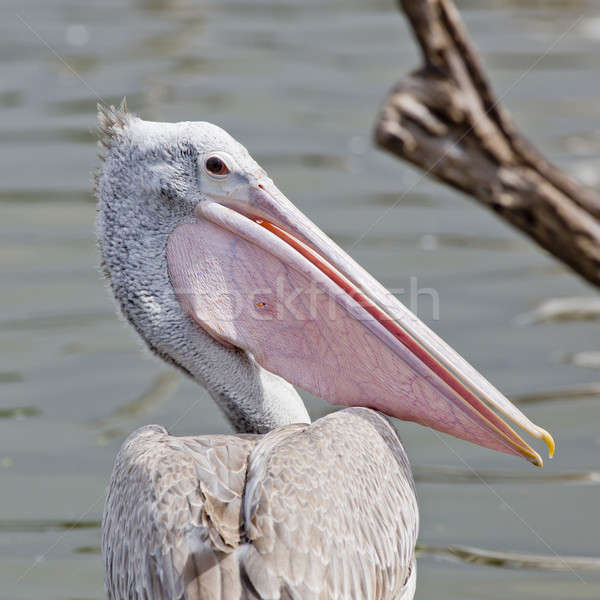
[1,0,600,598]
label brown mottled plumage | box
[103,409,417,599]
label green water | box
[1,0,600,598]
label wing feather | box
[241,408,418,600]
[102,409,418,599]
[102,425,257,599]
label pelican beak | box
[166,179,554,466]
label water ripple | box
[0,519,100,533]
[414,465,600,486]
[514,383,600,405]
[417,543,600,572]
[516,297,600,325]
[91,371,180,442]
[0,406,40,419]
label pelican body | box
[95,105,553,599]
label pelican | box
[96,104,554,600]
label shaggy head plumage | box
[94,107,309,433]
[97,99,131,154]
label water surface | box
[1,0,600,598]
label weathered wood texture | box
[375,0,600,287]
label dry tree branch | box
[374,0,600,287]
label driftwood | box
[374,0,600,287]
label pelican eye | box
[205,156,230,176]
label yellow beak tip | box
[542,430,555,459]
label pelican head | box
[95,104,554,463]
